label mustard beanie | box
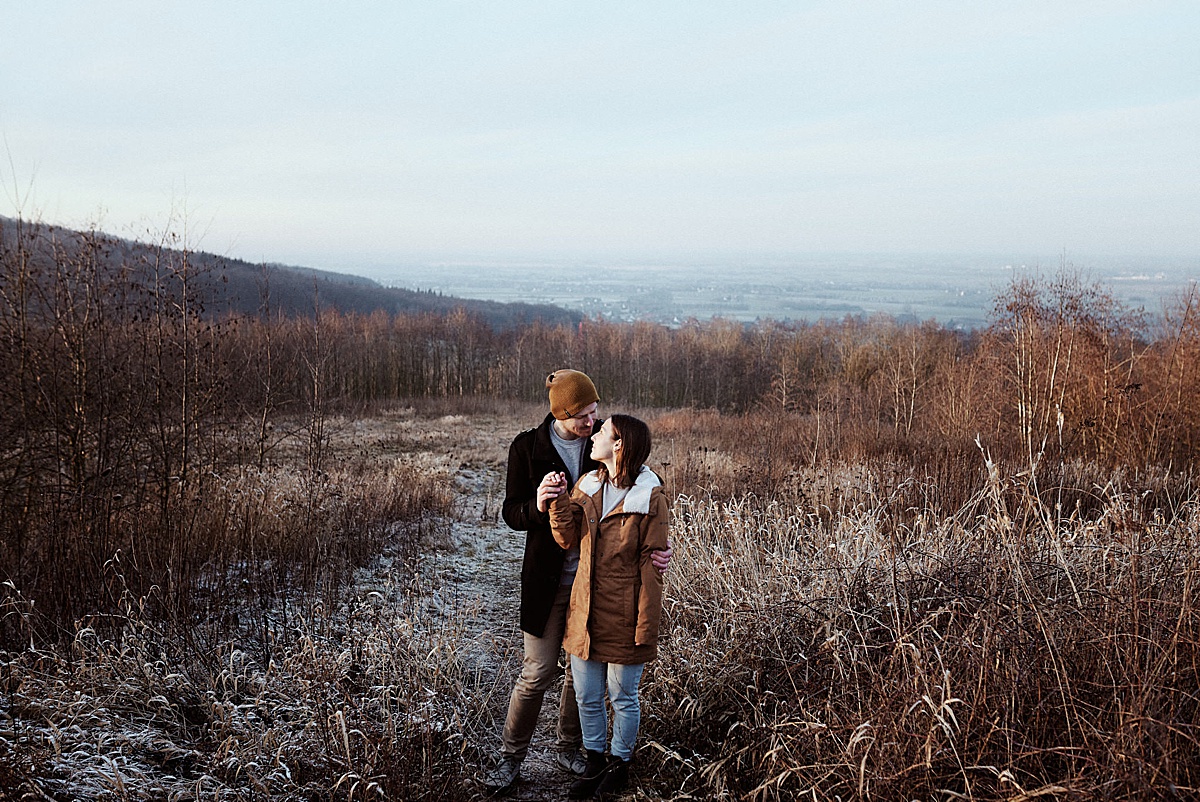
[546,369,599,420]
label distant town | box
[371,253,1198,329]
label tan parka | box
[548,466,670,664]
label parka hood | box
[577,465,661,514]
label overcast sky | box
[2,1,1197,270]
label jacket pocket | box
[592,577,637,632]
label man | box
[483,369,671,795]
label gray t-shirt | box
[549,424,586,486]
[549,424,586,585]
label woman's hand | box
[536,471,568,512]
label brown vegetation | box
[639,428,1199,799]
[2,217,1198,799]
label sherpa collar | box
[578,465,660,514]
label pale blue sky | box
[2,1,1197,269]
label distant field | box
[372,253,1198,328]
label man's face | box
[558,401,598,440]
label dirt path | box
[442,469,581,800]
[388,409,586,801]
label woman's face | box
[589,419,619,463]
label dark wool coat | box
[502,413,600,638]
[548,467,669,665]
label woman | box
[544,414,669,800]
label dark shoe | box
[594,756,630,800]
[555,748,588,775]
[481,756,521,795]
[567,749,609,799]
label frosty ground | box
[1,406,598,801]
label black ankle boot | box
[594,756,630,799]
[567,749,609,800]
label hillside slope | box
[0,216,579,328]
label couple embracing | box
[483,369,672,800]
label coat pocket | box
[592,576,638,631]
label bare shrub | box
[1142,284,1200,463]
[0,219,454,645]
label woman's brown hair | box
[600,414,652,489]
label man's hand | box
[536,471,569,512]
[651,540,673,575]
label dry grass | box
[0,406,486,801]
[637,447,1200,800]
[2,551,486,800]
[4,398,1199,800]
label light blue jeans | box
[570,655,645,760]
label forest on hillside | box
[0,216,579,328]
[2,219,1199,799]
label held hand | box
[536,471,568,512]
[651,539,673,575]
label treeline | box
[231,275,1200,470]
[3,217,1199,636]
[4,218,1200,508]
[0,214,579,326]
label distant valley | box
[369,253,1198,329]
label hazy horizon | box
[5,210,1193,328]
[345,251,1197,330]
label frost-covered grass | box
[5,403,1200,800]
[638,463,1200,800]
[1,408,485,801]
[2,550,485,800]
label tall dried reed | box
[638,456,1200,799]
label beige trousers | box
[500,583,582,759]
